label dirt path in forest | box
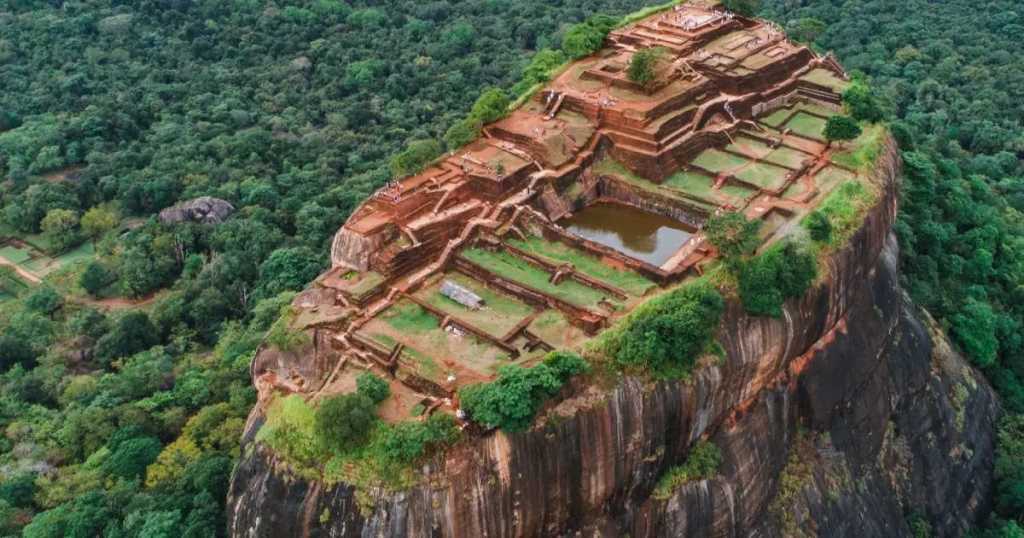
[0,256,42,284]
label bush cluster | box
[652,440,722,499]
[460,351,588,432]
[562,15,619,59]
[738,242,817,318]
[602,283,724,378]
[627,47,665,86]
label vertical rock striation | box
[228,139,999,537]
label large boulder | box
[159,196,235,225]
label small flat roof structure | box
[440,280,485,310]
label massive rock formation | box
[227,140,1000,536]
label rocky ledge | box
[227,139,1000,537]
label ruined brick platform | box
[253,0,858,421]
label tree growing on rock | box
[703,211,761,269]
[628,47,665,87]
[314,392,378,453]
[824,115,862,146]
[842,81,885,122]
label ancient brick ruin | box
[254,0,857,421]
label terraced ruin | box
[254,0,864,421]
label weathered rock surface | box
[158,196,235,225]
[227,141,1000,536]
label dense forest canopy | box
[1,0,1023,535]
[0,1,675,536]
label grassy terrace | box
[366,299,512,376]
[727,136,773,157]
[734,161,790,190]
[762,146,812,169]
[507,235,656,297]
[800,68,850,92]
[783,112,827,140]
[527,309,581,350]
[831,123,887,170]
[413,272,535,338]
[461,247,609,308]
[594,155,752,210]
[692,148,749,173]
[814,166,855,190]
[761,107,791,127]
[663,170,757,205]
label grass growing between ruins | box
[692,148,750,174]
[256,393,462,512]
[508,236,656,296]
[734,161,790,190]
[416,273,534,338]
[785,112,828,140]
[813,166,855,191]
[830,123,886,170]
[265,304,312,352]
[652,440,722,500]
[616,0,685,28]
[761,108,792,127]
[804,181,874,247]
[800,68,850,92]
[382,300,438,333]
[665,171,758,206]
[0,266,30,297]
[462,247,608,307]
[763,146,812,169]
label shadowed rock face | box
[227,141,999,537]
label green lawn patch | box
[759,107,792,127]
[345,271,387,299]
[0,244,32,265]
[830,123,886,170]
[784,112,827,140]
[800,68,850,92]
[663,171,757,206]
[782,180,811,200]
[813,166,855,192]
[763,146,812,169]
[508,236,655,297]
[691,148,749,173]
[734,162,790,190]
[795,102,837,118]
[55,242,95,267]
[0,266,30,296]
[806,181,875,246]
[414,273,534,338]
[728,135,773,157]
[461,248,608,308]
[381,300,439,334]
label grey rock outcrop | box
[159,196,235,225]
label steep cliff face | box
[227,141,1000,537]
